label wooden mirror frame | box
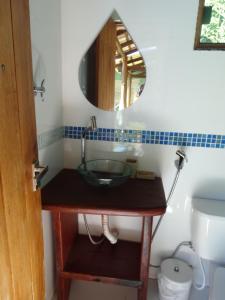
[194,0,225,50]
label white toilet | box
[192,197,225,299]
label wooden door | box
[96,18,116,110]
[0,0,45,299]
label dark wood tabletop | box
[41,169,166,216]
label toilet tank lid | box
[193,198,225,218]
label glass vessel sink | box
[77,159,132,187]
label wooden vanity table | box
[41,169,166,300]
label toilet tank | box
[192,198,225,263]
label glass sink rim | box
[77,159,132,178]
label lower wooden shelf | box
[62,234,142,288]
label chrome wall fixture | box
[33,79,45,100]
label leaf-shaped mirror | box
[79,10,146,111]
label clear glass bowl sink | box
[77,159,132,187]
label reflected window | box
[194,0,225,49]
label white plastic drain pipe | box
[102,215,118,244]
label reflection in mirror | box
[79,11,146,111]
[195,0,225,50]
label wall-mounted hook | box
[33,79,45,100]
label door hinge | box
[32,160,48,191]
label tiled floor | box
[68,279,209,300]
[69,279,158,300]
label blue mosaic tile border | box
[64,126,225,149]
[37,127,64,150]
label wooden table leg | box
[138,216,153,300]
[52,211,78,300]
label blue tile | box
[63,126,225,150]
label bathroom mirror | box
[79,11,146,111]
[194,0,225,50]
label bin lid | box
[161,258,192,285]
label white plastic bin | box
[158,258,193,300]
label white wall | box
[62,0,225,278]
[62,0,225,132]
[29,0,63,298]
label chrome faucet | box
[81,116,97,164]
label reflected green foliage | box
[201,0,225,43]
